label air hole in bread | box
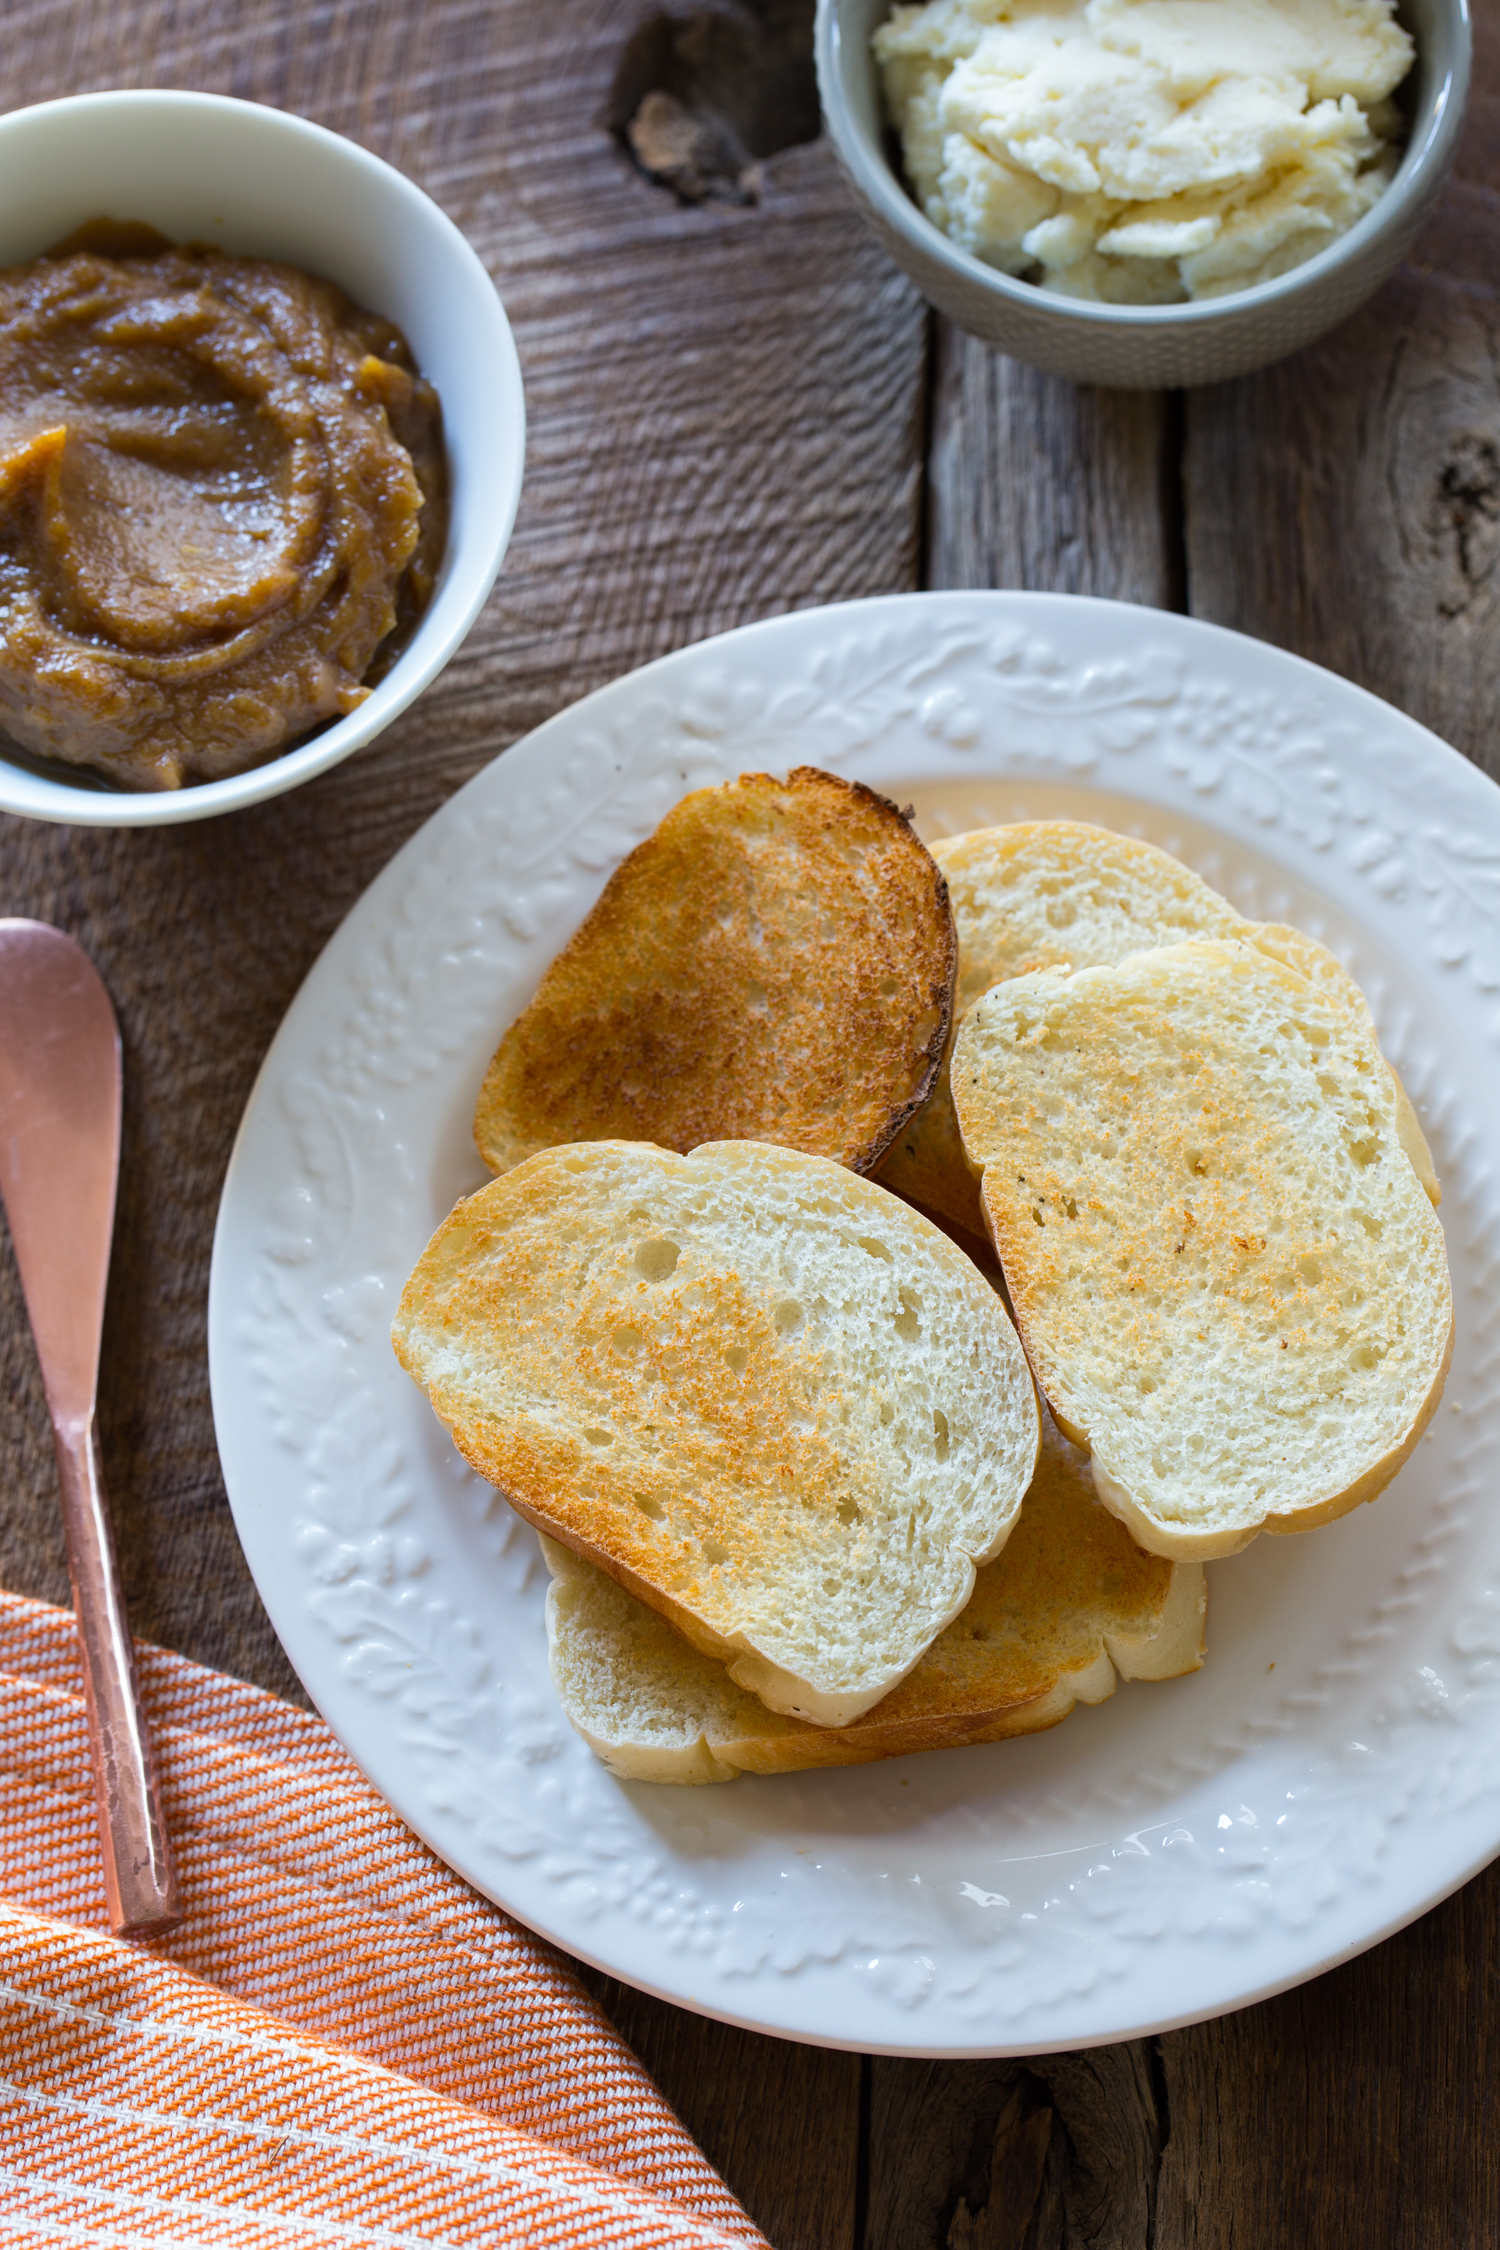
[1356,1212,1383,1238]
[1346,1136,1380,1168]
[635,1495,665,1521]
[723,1344,749,1375]
[879,976,900,997]
[857,1235,892,1262]
[933,1409,950,1461]
[745,981,769,1012]
[584,1427,614,1447]
[702,1538,729,1565]
[836,1495,861,1527]
[634,1238,681,1282]
[612,1325,643,1352]
[773,1298,803,1334]
[879,1399,895,1426]
[894,1286,922,1340]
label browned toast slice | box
[951,939,1454,1558]
[474,765,955,1177]
[393,1138,1041,1727]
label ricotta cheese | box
[873,0,1415,303]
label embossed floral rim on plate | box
[210,592,1500,2058]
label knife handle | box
[53,1415,181,1936]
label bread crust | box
[474,766,956,1179]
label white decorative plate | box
[210,592,1500,2058]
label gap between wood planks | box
[923,322,1189,617]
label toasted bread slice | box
[542,1408,1205,1783]
[951,939,1454,1559]
[877,822,1439,1233]
[474,766,955,1179]
[393,1138,1040,1726]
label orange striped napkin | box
[0,1587,767,2248]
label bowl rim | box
[817,0,1474,333]
[0,88,526,829]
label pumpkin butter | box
[0,223,446,791]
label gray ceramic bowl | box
[817,0,1471,389]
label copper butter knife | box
[0,920,179,1934]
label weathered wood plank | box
[926,320,1180,608]
[0,0,928,1697]
[1156,1861,1500,2249]
[889,29,1500,2250]
[879,180,1182,2250]
[1182,11,1500,776]
[0,14,920,2239]
[1142,19,1500,2250]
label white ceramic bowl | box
[0,91,525,826]
[817,0,1472,389]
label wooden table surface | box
[2,5,1498,2245]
